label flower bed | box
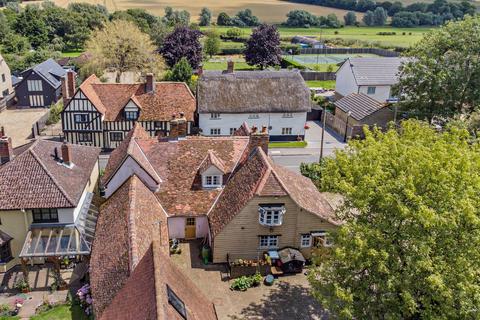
[229,259,270,278]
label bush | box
[281,57,306,70]
[230,273,263,291]
[226,27,242,38]
[377,32,396,35]
[46,102,63,125]
[221,48,244,55]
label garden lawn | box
[306,80,336,89]
[30,303,88,320]
[201,26,432,48]
[60,51,84,58]
[203,61,255,71]
[0,316,19,320]
[269,141,308,148]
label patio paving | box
[0,108,48,147]
[0,263,85,319]
[171,241,328,320]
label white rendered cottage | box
[335,57,405,103]
[197,64,311,141]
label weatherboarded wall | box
[212,195,336,263]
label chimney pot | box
[227,60,234,73]
[61,142,73,166]
[251,126,258,133]
[0,136,13,164]
[261,126,267,133]
[146,73,155,93]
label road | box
[270,121,346,173]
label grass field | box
[28,0,358,23]
[204,26,431,47]
[306,80,336,89]
[269,141,308,148]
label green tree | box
[203,30,221,58]
[217,12,231,26]
[394,16,480,119]
[343,11,357,26]
[362,10,375,26]
[163,6,190,27]
[164,57,193,84]
[226,27,242,38]
[14,4,49,48]
[373,7,388,25]
[199,7,212,26]
[302,120,480,319]
[84,20,164,83]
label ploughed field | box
[26,0,357,23]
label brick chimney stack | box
[61,142,73,167]
[226,60,234,74]
[168,113,188,139]
[249,126,269,154]
[0,136,14,164]
[146,73,155,93]
[62,70,76,107]
[169,114,178,138]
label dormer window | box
[124,111,138,121]
[259,205,285,226]
[203,175,222,188]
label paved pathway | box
[0,108,48,147]
[270,121,346,173]
[171,241,327,320]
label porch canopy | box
[19,226,91,258]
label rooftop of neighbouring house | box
[19,58,67,89]
[341,57,406,86]
[197,69,312,114]
[91,175,217,320]
[76,74,196,122]
[334,93,387,121]
[0,139,100,210]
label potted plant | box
[14,278,30,293]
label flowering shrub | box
[76,284,93,316]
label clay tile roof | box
[233,122,251,136]
[209,147,340,237]
[77,76,196,121]
[91,175,169,318]
[92,175,216,320]
[122,136,249,216]
[0,140,100,210]
[199,150,227,175]
[334,93,386,121]
[102,123,159,185]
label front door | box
[185,217,196,239]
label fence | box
[300,71,335,81]
[322,111,363,140]
[31,109,51,138]
[299,47,400,57]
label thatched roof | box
[197,70,311,113]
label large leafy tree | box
[203,30,221,58]
[84,20,163,83]
[14,4,49,48]
[395,16,480,120]
[199,7,212,26]
[302,120,480,319]
[244,24,281,69]
[161,26,202,68]
[164,57,193,85]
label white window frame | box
[27,80,43,92]
[210,113,221,119]
[282,113,293,118]
[229,128,237,135]
[203,175,222,188]
[78,132,92,142]
[248,114,260,119]
[300,234,312,248]
[210,128,221,136]
[367,86,376,95]
[258,205,285,227]
[281,127,293,135]
[167,285,187,319]
[74,113,89,123]
[259,235,279,249]
[312,231,334,247]
[29,95,44,107]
